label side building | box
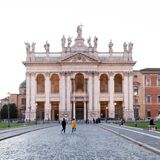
[0,81,26,119]
[133,70,145,120]
[140,68,160,119]
[23,26,136,121]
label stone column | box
[84,101,86,120]
[73,101,76,119]
[88,72,93,119]
[109,72,114,119]
[30,72,36,120]
[25,72,31,120]
[123,72,129,120]
[45,72,51,120]
[67,72,71,118]
[94,72,100,117]
[73,79,76,92]
[60,72,66,119]
[129,72,134,119]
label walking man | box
[61,118,66,133]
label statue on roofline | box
[44,41,50,52]
[87,36,92,47]
[31,42,36,52]
[108,40,113,53]
[61,35,66,48]
[128,42,133,53]
[67,36,72,47]
[77,25,83,37]
[93,36,98,48]
[123,42,127,52]
[24,42,30,53]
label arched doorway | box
[114,101,123,119]
[51,102,59,121]
[36,102,44,120]
[76,102,84,120]
[100,101,108,119]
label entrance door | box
[76,102,84,120]
[115,101,123,119]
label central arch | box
[76,102,84,120]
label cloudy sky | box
[0,0,160,99]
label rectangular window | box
[158,111,160,116]
[157,74,160,86]
[147,111,151,118]
[146,75,151,86]
[21,98,26,105]
[158,95,160,104]
[146,95,151,104]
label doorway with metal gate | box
[76,102,84,120]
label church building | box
[23,26,136,121]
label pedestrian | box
[61,118,66,133]
[71,118,76,132]
[120,118,125,125]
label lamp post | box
[134,91,138,120]
[7,93,10,127]
[134,91,138,126]
[35,103,38,124]
[106,106,108,122]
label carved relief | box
[62,53,98,63]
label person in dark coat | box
[149,119,155,125]
[61,118,66,133]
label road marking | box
[106,124,160,140]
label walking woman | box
[71,118,76,132]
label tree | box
[0,103,18,119]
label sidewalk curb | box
[99,125,160,156]
[0,125,56,141]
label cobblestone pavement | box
[0,124,160,160]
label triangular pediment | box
[61,53,99,63]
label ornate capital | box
[128,72,134,76]
[60,71,66,76]
[108,72,114,77]
[45,72,50,77]
[26,72,30,77]
[93,71,99,76]
[31,72,36,76]
[123,71,129,77]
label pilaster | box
[60,72,66,111]
[129,72,134,119]
[25,72,31,120]
[94,72,100,111]
[30,72,36,120]
[45,72,51,120]
[67,72,71,112]
[88,72,93,111]
[123,72,129,120]
[109,72,114,118]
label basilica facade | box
[24,26,136,121]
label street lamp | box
[35,103,38,124]
[106,106,108,122]
[7,93,10,127]
[134,91,138,120]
